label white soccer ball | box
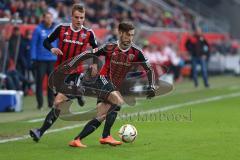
[118,124,137,143]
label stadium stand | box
[0,0,206,30]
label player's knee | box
[54,93,68,107]
[96,114,107,122]
[108,92,124,105]
[117,98,124,106]
[114,96,124,106]
[54,98,64,107]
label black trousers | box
[35,61,55,108]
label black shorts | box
[54,73,82,99]
[54,74,115,102]
[82,75,116,103]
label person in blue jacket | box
[31,11,57,109]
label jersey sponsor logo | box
[81,33,87,39]
[63,38,83,45]
[64,32,69,35]
[111,60,131,67]
[128,54,135,61]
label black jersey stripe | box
[59,26,69,64]
[65,29,74,60]
[72,30,81,57]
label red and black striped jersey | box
[45,23,97,72]
[93,41,153,88]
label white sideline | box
[1,92,240,144]
[137,92,240,115]
[0,124,85,144]
[28,118,45,123]
[27,84,240,123]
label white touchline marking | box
[26,84,240,123]
[136,92,240,115]
[0,124,85,144]
[27,118,45,123]
[1,92,240,144]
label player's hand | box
[90,64,98,77]
[51,48,63,56]
[146,86,155,99]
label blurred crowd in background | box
[0,0,199,30]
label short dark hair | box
[118,21,135,32]
[72,4,85,15]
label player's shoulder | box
[82,25,95,33]
[97,41,117,51]
[82,25,90,30]
[105,41,118,50]
[106,41,118,46]
[52,23,70,30]
[35,24,43,31]
[131,43,143,53]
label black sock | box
[75,118,101,140]
[39,108,60,135]
[102,106,119,138]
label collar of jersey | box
[117,40,131,52]
[70,23,83,32]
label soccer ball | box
[118,124,137,143]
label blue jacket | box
[31,23,57,61]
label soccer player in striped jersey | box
[67,22,155,147]
[29,4,98,142]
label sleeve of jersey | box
[65,45,107,72]
[138,51,155,87]
[43,25,61,51]
[92,44,107,57]
[89,30,98,49]
[91,44,106,64]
